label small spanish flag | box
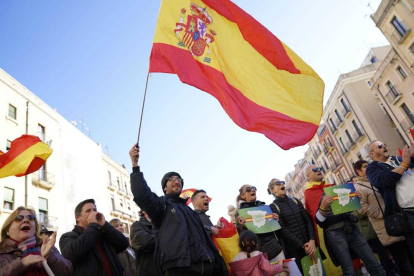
[150,0,324,149]
[180,188,212,205]
[0,135,52,179]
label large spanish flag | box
[149,0,324,149]
[0,135,52,179]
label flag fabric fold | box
[149,0,324,149]
[0,135,53,179]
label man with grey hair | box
[366,140,414,258]
[304,165,385,276]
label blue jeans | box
[325,227,385,276]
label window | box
[345,129,353,143]
[370,57,377,64]
[410,42,414,54]
[357,153,362,160]
[327,137,333,147]
[4,188,14,210]
[39,164,46,181]
[352,120,363,136]
[108,171,112,185]
[117,177,120,190]
[386,81,399,96]
[392,16,408,37]
[39,197,48,225]
[367,81,372,87]
[337,173,345,184]
[397,66,407,79]
[8,104,16,120]
[401,103,414,125]
[127,203,131,211]
[120,199,124,208]
[341,99,350,112]
[111,196,115,211]
[38,124,45,141]
[124,183,128,194]
[335,109,342,122]
[339,137,346,151]
[330,118,336,131]
[6,140,11,151]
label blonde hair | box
[236,184,250,203]
[0,206,41,249]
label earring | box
[241,241,245,246]
[6,232,9,236]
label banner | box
[301,248,327,276]
[238,205,280,234]
[272,258,302,276]
[323,183,361,215]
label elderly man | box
[191,189,220,237]
[304,165,385,276]
[366,140,414,257]
[129,145,228,276]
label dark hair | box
[74,199,96,223]
[191,189,206,201]
[139,210,145,218]
[238,230,259,253]
[353,160,368,175]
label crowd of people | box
[0,139,413,275]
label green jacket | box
[351,210,377,240]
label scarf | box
[7,237,48,276]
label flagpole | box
[137,72,150,146]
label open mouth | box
[281,187,286,191]
[203,202,209,207]
[251,192,256,196]
[20,225,31,231]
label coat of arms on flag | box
[175,3,216,63]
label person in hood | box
[230,230,283,276]
[235,184,285,263]
[129,144,228,276]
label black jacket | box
[118,247,137,276]
[236,200,282,260]
[272,196,316,252]
[59,222,129,276]
[130,166,229,275]
[194,209,214,235]
[366,156,414,215]
[130,218,162,276]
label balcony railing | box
[345,139,356,151]
[390,28,411,45]
[340,146,348,155]
[385,88,402,105]
[323,146,329,155]
[341,108,351,118]
[330,126,338,134]
[39,215,58,230]
[331,161,341,171]
[32,172,55,190]
[400,117,414,131]
[334,118,344,128]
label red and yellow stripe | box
[244,214,273,222]
[150,0,324,149]
[0,135,52,179]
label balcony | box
[340,146,348,156]
[117,188,126,196]
[39,215,58,230]
[315,148,322,157]
[32,172,55,190]
[323,146,329,155]
[331,161,341,172]
[330,126,338,134]
[108,182,117,191]
[345,140,357,151]
[125,193,133,200]
[385,88,402,105]
[390,28,411,45]
[400,117,414,132]
[341,108,351,118]
[334,118,344,128]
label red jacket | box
[229,252,283,276]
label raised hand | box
[41,232,56,258]
[129,144,140,167]
[87,211,98,225]
[22,255,46,267]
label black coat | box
[59,222,129,276]
[130,166,229,275]
[236,200,283,260]
[272,196,316,253]
[366,156,414,215]
[130,218,162,276]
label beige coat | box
[354,177,404,246]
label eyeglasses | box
[274,181,285,185]
[244,186,257,193]
[311,167,323,172]
[168,176,183,183]
[370,143,387,152]
[13,215,36,222]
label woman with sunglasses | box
[0,206,72,275]
[268,178,317,274]
[235,184,285,264]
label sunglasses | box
[274,181,285,185]
[311,167,323,172]
[244,186,257,193]
[14,215,36,222]
[370,143,387,152]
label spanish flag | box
[0,135,52,179]
[150,0,324,149]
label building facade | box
[0,68,139,246]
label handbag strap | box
[368,182,386,218]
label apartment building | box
[0,68,139,244]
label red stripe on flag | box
[0,135,41,168]
[150,43,317,150]
[16,157,47,177]
[202,0,300,74]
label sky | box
[0,0,389,223]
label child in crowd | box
[229,230,283,276]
